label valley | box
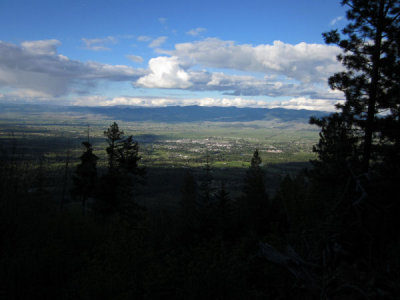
[0,104,320,202]
[0,104,320,168]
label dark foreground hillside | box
[1,121,399,299]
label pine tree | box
[180,170,197,219]
[307,2,400,294]
[309,112,360,182]
[178,170,198,243]
[320,0,400,173]
[104,122,144,177]
[274,174,309,236]
[116,136,143,176]
[215,182,233,239]
[197,153,216,238]
[95,122,144,221]
[104,122,124,171]
[240,149,270,235]
[71,141,98,214]
[198,153,213,204]
[243,150,267,201]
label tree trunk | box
[362,0,385,173]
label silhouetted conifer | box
[309,113,360,184]
[116,135,144,177]
[240,149,270,235]
[305,2,400,296]
[94,122,145,222]
[215,182,233,240]
[71,142,98,214]
[180,170,197,218]
[178,170,198,243]
[274,174,309,236]
[104,122,124,172]
[320,0,400,173]
[197,154,217,238]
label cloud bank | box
[134,38,343,101]
[0,37,344,110]
[74,95,342,112]
[0,40,146,97]
[165,38,342,83]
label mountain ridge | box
[0,103,329,123]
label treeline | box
[0,121,292,299]
[1,116,399,299]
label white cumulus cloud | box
[142,38,344,102]
[136,56,192,89]
[166,38,342,83]
[132,54,342,100]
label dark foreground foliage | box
[2,124,399,299]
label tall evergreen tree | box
[95,122,145,221]
[116,136,143,176]
[180,170,197,219]
[71,141,98,214]
[306,2,400,295]
[198,153,213,204]
[319,0,400,173]
[309,112,360,184]
[240,149,270,235]
[197,153,216,238]
[215,182,233,239]
[104,122,124,171]
[243,150,267,200]
[178,170,198,243]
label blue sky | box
[0,0,347,111]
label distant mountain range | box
[1,103,329,123]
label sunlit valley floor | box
[0,104,321,204]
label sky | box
[0,0,348,111]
